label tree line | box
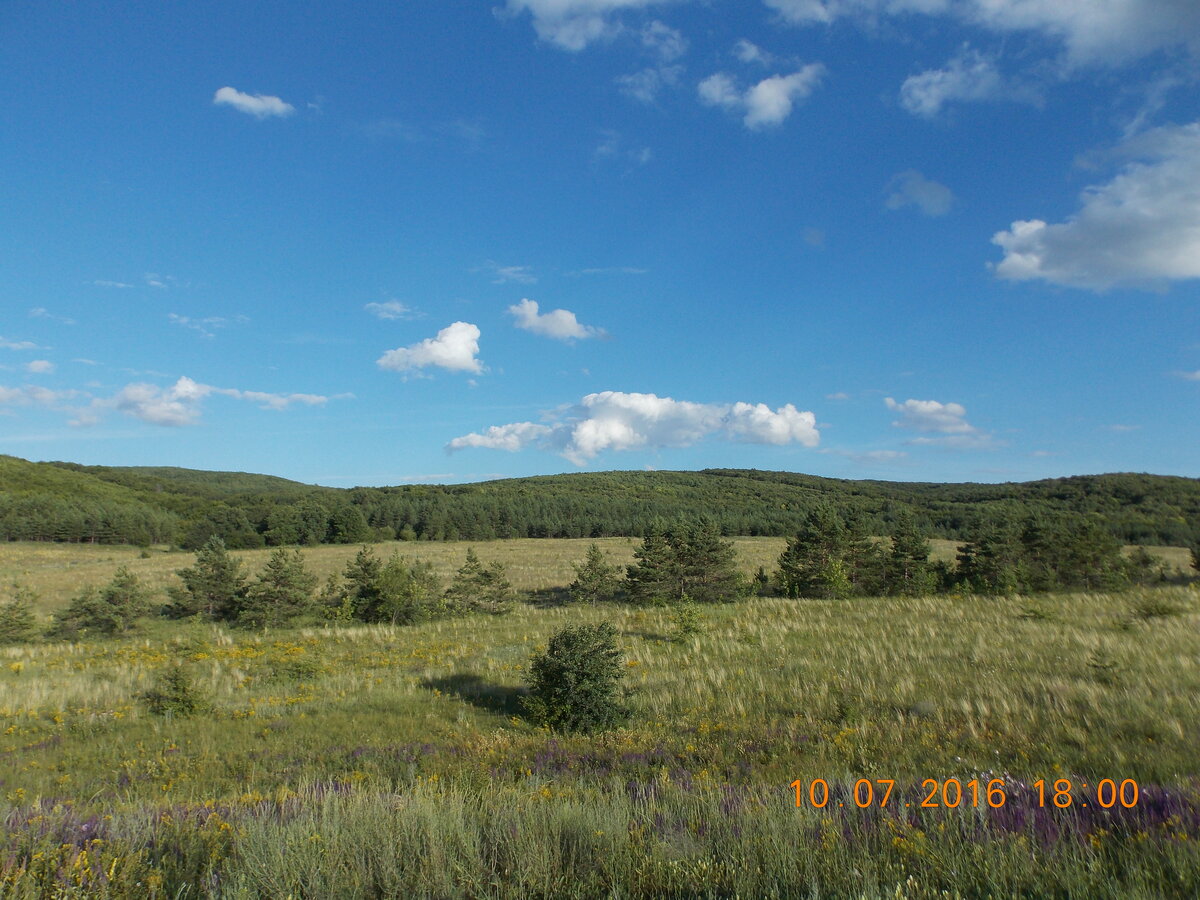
[3,457,1197,549]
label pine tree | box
[626,526,679,605]
[675,520,744,603]
[52,566,152,637]
[776,505,852,599]
[166,536,248,621]
[523,622,630,733]
[240,549,318,628]
[343,546,383,620]
[370,553,444,624]
[956,518,1024,594]
[885,511,936,596]
[568,543,622,604]
[0,584,38,645]
[445,548,517,615]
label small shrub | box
[0,584,38,645]
[142,665,209,717]
[523,623,631,734]
[1129,591,1186,621]
[669,597,703,642]
[48,566,152,639]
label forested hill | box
[0,455,1196,548]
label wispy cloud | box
[0,337,39,351]
[168,313,246,339]
[448,390,819,465]
[885,170,955,216]
[377,322,484,376]
[213,86,295,119]
[90,280,133,289]
[110,376,331,426]
[25,360,55,375]
[365,300,418,321]
[508,299,606,341]
[29,308,76,325]
[477,262,537,285]
[505,0,669,51]
[568,266,648,276]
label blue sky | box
[3,0,1199,486]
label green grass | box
[0,538,1197,896]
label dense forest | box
[0,455,1197,549]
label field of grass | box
[0,538,1197,896]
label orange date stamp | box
[791,778,1140,810]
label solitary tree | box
[0,584,38,645]
[523,622,631,733]
[568,543,622,604]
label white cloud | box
[508,298,606,341]
[0,384,75,410]
[885,170,954,216]
[699,66,826,129]
[885,396,995,448]
[376,322,484,375]
[641,20,686,60]
[213,86,295,119]
[29,307,76,325]
[0,337,38,351]
[617,65,683,103]
[446,422,556,453]
[1175,369,1200,381]
[594,130,653,164]
[899,47,1017,118]
[110,376,331,426]
[168,313,245,338]
[764,1,1200,67]
[733,39,775,66]
[91,280,133,289]
[479,262,537,284]
[992,121,1200,290]
[365,300,417,320]
[25,360,55,375]
[448,390,820,464]
[504,0,666,51]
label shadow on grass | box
[423,673,528,718]
[622,630,672,642]
[524,587,571,608]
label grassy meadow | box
[0,538,1198,897]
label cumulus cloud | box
[899,47,1028,118]
[376,322,483,375]
[25,360,55,374]
[764,0,1200,67]
[992,121,1200,290]
[448,390,819,465]
[885,397,995,448]
[508,299,606,341]
[504,0,666,50]
[213,86,295,119]
[698,66,826,128]
[365,300,417,320]
[885,170,955,216]
[111,376,330,426]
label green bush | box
[0,584,38,645]
[523,623,631,734]
[48,566,152,639]
[142,664,209,717]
